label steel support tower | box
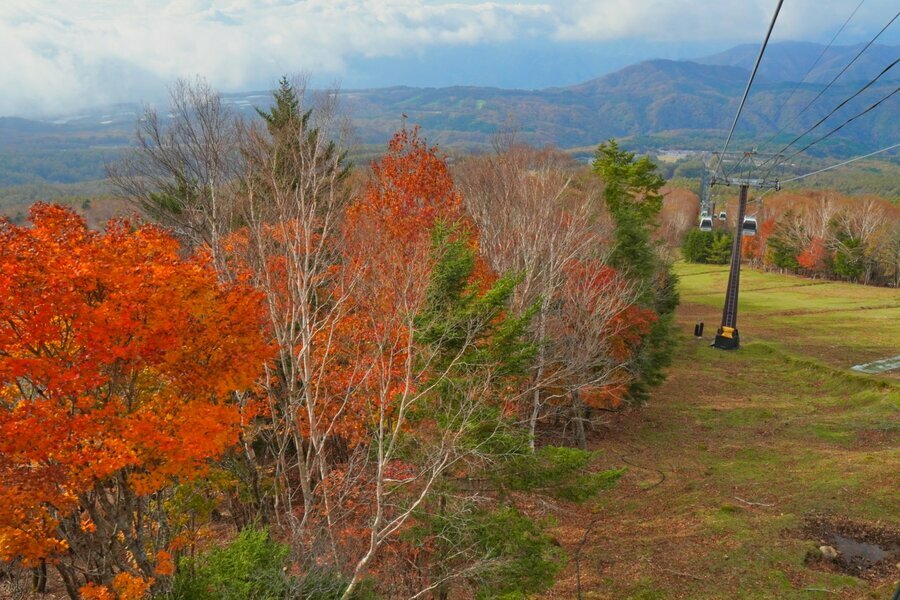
[708,155,781,350]
[712,183,748,349]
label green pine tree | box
[592,140,679,402]
[406,223,622,598]
[257,76,303,132]
[255,76,349,192]
[768,212,803,271]
[706,231,733,265]
[681,229,711,263]
[414,221,536,400]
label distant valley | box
[1,41,897,200]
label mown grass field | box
[544,263,899,599]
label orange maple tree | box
[0,205,270,598]
[339,127,474,422]
[797,236,829,272]
[347,126,464,248]
[344,126,471,307]
[310,128,505,578]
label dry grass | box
[542,263,899,599]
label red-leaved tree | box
[797,236,829,273]
[0,205,270,598]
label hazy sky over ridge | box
[2,0,898,116]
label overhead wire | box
[758,8,900,153]
[714,0,785,178]
[757,56,900,179]
[769,57,899,156]
[779,141,900,183]
[761,0,866,138]
[706,2,898,218]
[779,85,899,164]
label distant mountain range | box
[338,41,898,153]
[696,41,899,84]
[1,41,897,190]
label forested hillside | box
[0,79,682,599]
[696,40,900,83]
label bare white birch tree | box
[456,144,616,447]
[107,77,243,265]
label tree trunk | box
[32,560,47,593]
[571,389,587,450]
[55,563,80,600]
[529,311,548,451]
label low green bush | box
[166,528,290,600]
[162,528,379,600]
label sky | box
[2,0,899,117]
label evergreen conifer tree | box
[592,140,679,401]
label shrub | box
[408,505,565,600]
[167,528,290,600]
[470,507,565,599]
[681,229,732,264]
[501,446,624,502]
[164,528,380,600]
[681,228,710,262]
[832,236,866,281]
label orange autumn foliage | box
[797,236,828,271]
[347,126,465,250]
[80,573,153,600]
[742,217,776,262]
[345,127,472,313]
[0,205,271,575]
[79,583,117,600]
[217,129,480,456]
[154,550,175,577]
[338,128,481,427]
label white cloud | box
[0,0,896,116]
[553,0,900,42]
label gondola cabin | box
[718,211,727,221]
[699,216,714,232]
[742,215,758,236]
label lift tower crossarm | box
[710,175,781,190]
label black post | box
[712,184,748,350]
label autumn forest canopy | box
[7,0,900,590]
[3,55,900,598]
[0,78,685,599]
